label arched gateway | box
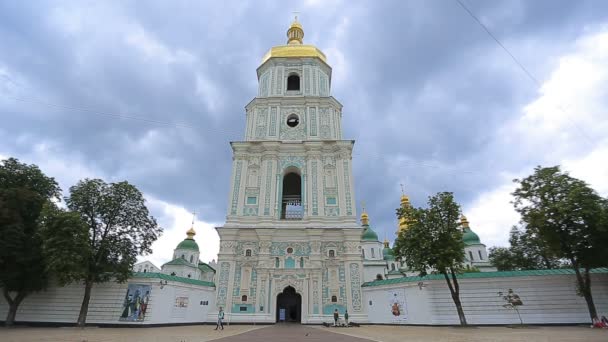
[276,286,302,322]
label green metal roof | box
[176,238,199,251]
[132,272,215,287]
[462,227,481,245]
[383,246,396,260]
[361,224,379,241]
[198,262,216,273]
[362,268,608,287]
[162,258,197,268]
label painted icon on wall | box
[387,289,407,322]
[119,284,151,322]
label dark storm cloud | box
[1,1,607,243]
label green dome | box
[462,227,481,246]
[361,225,379,241]
[176,238,199,251]
[383,246,395,260]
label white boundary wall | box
[0,276,215,325]
[363,273,608,325]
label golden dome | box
[400,194,411,207]
[460,215,470,228]
[383,238,390,248]
[186,227,196,240]
[260,16,327,64]
[361,211,369,226]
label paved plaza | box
[1,324,607,342]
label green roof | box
[462,227,481,245]
[361,224,379,241]
[176,238,199,251]
[198,262,216,273]
[162,258,197,268]
[132,272,215,287]
[383,246,396,260]
[362,268,608,287]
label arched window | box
[478,250,483,260]
[181,254,185,260]
[362,249,365,258]
[329,250,335,258]
[300,257,304,268]
[242,295,248,302]
[287,74,300,91]
[281,172,302,220]
[391,263,395,271]
[245,249,252,257]
[275,257,280,268]
[371,248,375,258]
[469,251,474,261]
[143,269,147,273]
[331,295,337,303]
[190,255,193,263]
[376,274,383,280]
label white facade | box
[134,261,161,274]
[211,19,366,324]
[363,271,608,325]
[0,275,215,325]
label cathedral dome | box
[461,215,481,246]
[382,240,395,260]
[261,17,327,65]
[176,227,199,251]
[361,225,379,241]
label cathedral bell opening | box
[281,172,303,220]
[276,286,301,323]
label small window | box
[275,257,280,268]
[245,249,252,257]
[469,251,474,261]
[190,255,193,263]
[171,272,176,276]
[286,247,293,254]
[240,306,247,312]
[246,196,257,205]
[369,300,373,306]
[187,274,191,278]
[331,295,337,303]
[362,249,365,258]
[371,248,375,258]
[326,197,337,205]
[300,257,304,268]
[287,74,300,91]
[391,263,395,271]
[478,250,483,260]
[143,269,147,273]
[242,295,248,302]
[181,254,185,260]
[328,250,335,258]
[286,114,299,128]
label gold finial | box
[383,236,390,248]
[460,215,470,228]
[360,201,369,225]
[287,13,304,45]
[186,211,196,240]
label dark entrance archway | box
[276,286,301,323]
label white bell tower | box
[213,17,365,325]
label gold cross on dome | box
[400,183,405,195]
[293,11,300,21]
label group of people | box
[592,315,608,329]
[333,308,349,327]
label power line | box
[453,0,596,148]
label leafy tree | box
[394,192,468,325]
[0,158,61,326]
[488,226,562,271]
[64,179,162,326]
[512,166,608,321]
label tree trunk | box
[76,280,93,327]
[3,289,27,327]
[573,264,597,321]
[443,268,467,326]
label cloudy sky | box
[1,1,607,267]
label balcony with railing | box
[281,196,303,220]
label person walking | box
[215,307,225,330]
[344,310,349,326]
[333,309,339,326]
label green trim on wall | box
[361,268,608,287]
[132,272,215,288]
